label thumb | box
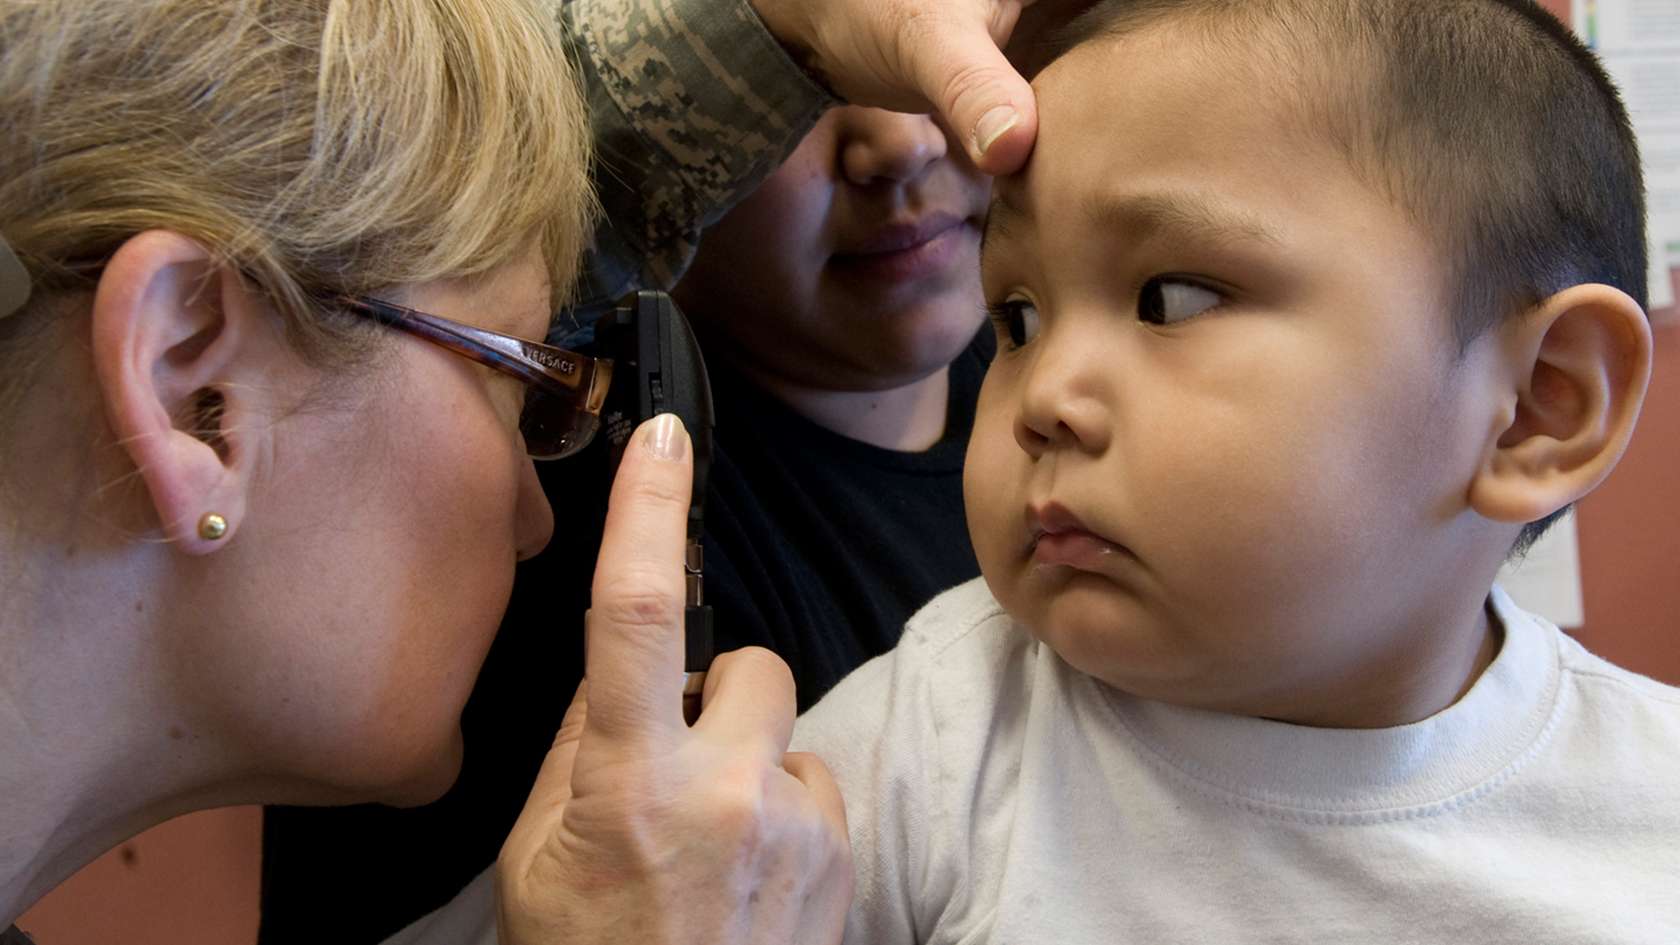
[908,18,1038,173]
[502,678,588,867]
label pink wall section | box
[1575,314,1680,686]
[19,806,260,944]
[17,1,1678,941]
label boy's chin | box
[1015,579,1224,701]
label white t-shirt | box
[789,578,1680,944]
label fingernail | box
[641,413,687,461]
[973,105,1020,157]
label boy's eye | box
[986,295,1041,350]
[1138,277,1221,325]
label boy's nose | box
[1014,345,1111,459]
[837,107,950,187]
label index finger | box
[584,413,693,743]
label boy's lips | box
[1026,502,1134,574]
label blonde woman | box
[0,0,1079,941]
[0,0,852,939]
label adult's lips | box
[829,212,978,284]
[833,212,970,258]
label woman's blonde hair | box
[0,0,595,406]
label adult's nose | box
[837,106,951,187]
[514,456,555,561]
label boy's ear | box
[90,230,278,554]
[1469,283,1652,525]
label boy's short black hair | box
[1048,0,1647,553]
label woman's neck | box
[752,365,952,452]
[0,356,253,925]
[0,532,213,926]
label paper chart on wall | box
[1574,0,1680,317]
[1496,512,1586,629]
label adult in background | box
[674,104,994,705]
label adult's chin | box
[304,720,470,808]
[373,726,467,808]
[825,305,987,392]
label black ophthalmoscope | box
[593,290,716,724]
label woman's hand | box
[747,0,1099,173]
[497,414,853,945]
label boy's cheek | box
[962,377,1024,501]
[963,410,1042,609]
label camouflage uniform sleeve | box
[556,0,835,319]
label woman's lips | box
[830,214,976,283]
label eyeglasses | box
[339,296,613,460]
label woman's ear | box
[1469,283,1653,525]
[90,231,278,553]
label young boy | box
[791,1,1680,941]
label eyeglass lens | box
[520,385,601,460]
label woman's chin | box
[279,727,467,808]
[377,730,467,807]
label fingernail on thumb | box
[642,412,688,461]
[973,104,1020,158]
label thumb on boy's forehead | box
[911,21,1038,173]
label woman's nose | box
[838,107,950,187]
[1013,343,1111,460]
[514,457,555,561]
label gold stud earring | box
[197,512,228,541]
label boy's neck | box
[752,365,952,452]
[1383,602,1503,726]
[1270,597,1504,730]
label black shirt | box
[701,335,986,709]
[257,332,989,943]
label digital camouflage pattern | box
[555,0,834,326]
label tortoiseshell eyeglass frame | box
[338,295,614,460]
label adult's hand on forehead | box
[497,414,853,945]
[749,0,1100,173]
